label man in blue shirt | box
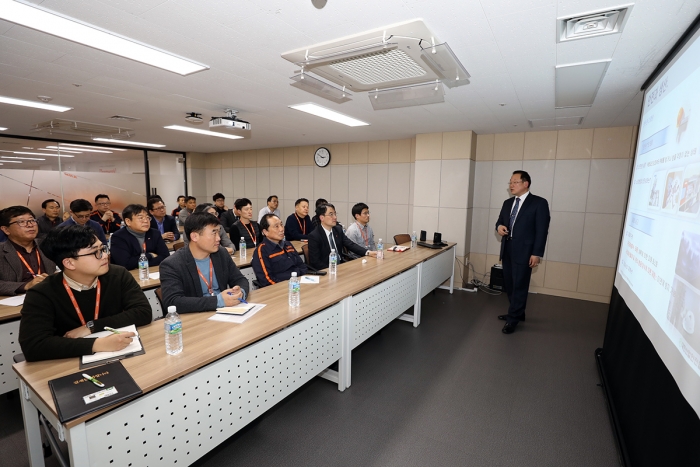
[253,214,307,287]
[57,199,107,245]
[147,197,180,242]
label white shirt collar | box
[516,191,530,203]
[63,272,98,291]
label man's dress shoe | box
[502,323,516,334]
[498,314,525,322]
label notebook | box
[81,325,145,369]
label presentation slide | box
[615,27,700,416]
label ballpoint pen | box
[82,373,105,388]
[104,327,121,334]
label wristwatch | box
[86,321,95,334]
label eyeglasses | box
[508,180,524,185]
[133,215,152,222]
[74,244,110,260]
[361,211,370,216]
[151,205,166,211]
[322,212,337,218]
[9,218,37,227]
[73,213,91,220]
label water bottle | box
[176,216,180,229]
[288,272,300,307]
[411,231,417,248]
[138,252,149,281]
[164,306,183,355]
[329,248,338,275]
[377,238,384,260]
[239,237,246,258]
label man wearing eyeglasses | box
[252,214,307,287]
[345,203,376,259]
[110,204,170,270]
[90,194,123,234]
[148,197,180,242]
[0,206,56,296]
[495,170,550,335]
[18,225,152,362]
[57,198,108,245]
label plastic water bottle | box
[138,253,149,281]
[411,231,417,248]
[239,237,246,258]
[377,238,384,260]
[176,216,180,229]
[329,248,338,275]
[164,306,183,355]
[288,272,300,307]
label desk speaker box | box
[490,265,504,290]
[433,232,442,244]
[419,230,427,242]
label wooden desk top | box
[166,239,184,251]
[129,266,162,290]
[0,297,22,322]
[14,243,455,427]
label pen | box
[104,327,121,334]
[82,373,105,388]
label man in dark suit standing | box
[495,170,550,334]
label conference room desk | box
[14,242,455,467]
[0,298,22,395]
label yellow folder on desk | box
[216,304,256,316]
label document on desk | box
[301,275,320,284]
[81,325,144,367]
[148,272,160,280]
[0,295,25,306]
[210,304,266,323]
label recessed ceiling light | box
[0,160,21,163]
[45,145,111,154]
[92,138,166,148]
[11,151,74,158]
[0,95,72,112]
[0,127,7,131]
[38,148,83,154]
[1,156,45,160]
[0,1,209,76]
[164,125,244,140]
[288,103,369,127]
[58,143,127,151]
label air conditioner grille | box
[329,49,426,85]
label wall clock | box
[314,147,331,167]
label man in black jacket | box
[252,214,307,287]
[148,197,180,242]
[307,203,377,271]
[160,212,249,313]
[110,204,170,270]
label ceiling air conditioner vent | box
[329,49,427,86]
[557,5,632,42]
[109,115,141,122]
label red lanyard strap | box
[16,249,41,276]
[356,222,369,247]
[62,278,101,326]
[242,221,257,245]
[196,258,215,296]
[295,214,306,235]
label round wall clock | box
[314,147,331,167]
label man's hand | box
[162,232,175,241]
[221,286,243,306]
[101,210,114,222]
[367,251,378,258]
[497,225,509,237]
[25,273,49,290]
[529,255,541,268]
[64,325,92,339]
[92,332,136,353]
[225,247,233,255]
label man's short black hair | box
[315,203,335,218]
[513,170,531,188]
[70,199,93,213]
[352,202,369,220]
[147,197,163,211]
[234,198,252,211]
[185,196,197,203]
[213,193,225,202]
[0,206,35,227]
[41,199,60,209]
[177,195,186,202]
[260,213,278,232]
[315,198,328,208]
[267,195,278,203]
[41,225,99,270]
[194,203,214,213]
[184,212,220,241]
[95,194,110,202]
[122,204,148,220]
[294,198,309,206]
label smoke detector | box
[185,112,203,124]
[557,5,633,42]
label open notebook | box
[81,324,145,369]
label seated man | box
[258,195,281,222]
[308,203,376,271]
[178,196,197,225]
[345,202,376,259]
[310,198,328,229]
[148,197,180,242]
[213,193,228,216]
[160,212,249,313]
[171,195,186,218]
[284,198,312,241]
[252,214,307,287]
[58,199,108,245]
[36,198,62,238]
[18,225,152,362]
[110,204,169,270]
[231,198,261,249]
[90,194,123,234]
[0,206,56,296]
[182,203,235,253]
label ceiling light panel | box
[0,0,209,76]
[164,125,244,140]
[0,95,72,112]
[92,138,166,148]
[555,60,611,108]
[288,103,369,127]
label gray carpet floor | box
[0,289,620,467]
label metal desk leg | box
[19,380,45,467]
[449,246,455,294]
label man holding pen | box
[160,212,249,313]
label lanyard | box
[143,242,147,253]
[356,222,369,247]
[196,258,215,296]
[242,221,257,245]
[294,213,306,235]
[16,249,41,276]
[62,278,101,326]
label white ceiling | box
[0,0,697,153]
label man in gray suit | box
[0,206,56,296]
[160,212,249,313]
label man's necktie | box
[329,232,337,251]
[508,197,520,235]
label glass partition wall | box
[0,135,186,218]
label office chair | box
[393,234,411,245]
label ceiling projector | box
[209,109,251,131]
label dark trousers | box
[502,239,532,325]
